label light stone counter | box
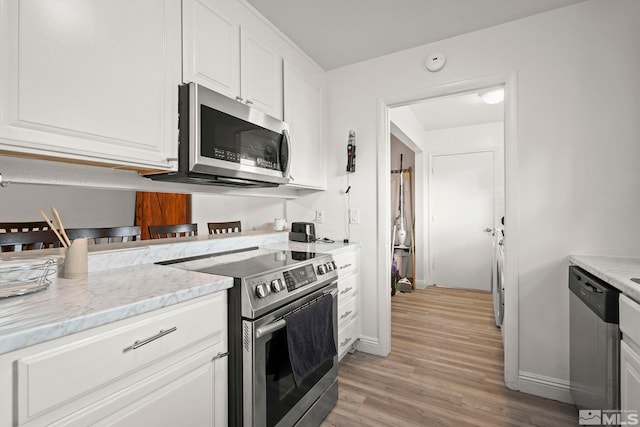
[0,263,232,355]
[262,240,360,256]
[569,255,640,302]
[0,231,349,355]
[0,230,290,355]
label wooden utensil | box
[39,210,69,248]
[51,207,71,247]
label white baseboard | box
[415,279,428,289]
[518,371,574,405]
[356,335,386,356]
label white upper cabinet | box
[284,61,326,189]
[240,28,284,120]
[182,0,284,120]
[0,0,181,171]
[182,0,240,99]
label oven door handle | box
[256,319,286,339]
[255,288,338,339]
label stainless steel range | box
[163,248,339,427]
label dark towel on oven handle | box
[285,294,337,386]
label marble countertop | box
[0,232,357,356]
[569,255,640,302]
[0,262,233,355]
[262,240,359,255]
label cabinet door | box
[621,340,640,412]
[283,61,325,189]
[183,0,240,99]
[0,0,181,170]
[102,355,227,427]
[241,28,283,120]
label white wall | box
[0,183,135,227]
[191,194,286,233]
[289,0,640,398]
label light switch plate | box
[349,209,360,224]
[315,210,324,223]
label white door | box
[430,151,494,291]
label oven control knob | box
[255,283,271,299]
[331,261,337,270]
[325,262,334,271]
[317,264,327,275]
[271,279,285,293]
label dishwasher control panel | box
[569,266,619,323]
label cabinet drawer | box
[337,317,358,361]
[337,294,357,328]
[338,274,358,301]
[621,294,640,346]
[333,250,358,278]
[17,293,226,423]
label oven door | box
[244,282,338,427]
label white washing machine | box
[492,228,505,327]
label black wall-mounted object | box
[346,130,356,173]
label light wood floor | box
[321,286,577,426]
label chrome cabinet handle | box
[245,99,253,105]
[339,263,352,270]
[483,228,493,233]
[340,310,352,320]
[123,327,177,352]
[340,337,352,348]
[235,96,244,102]
[256,319,286,339]
[340,287,353,295]
[212,351,229,361]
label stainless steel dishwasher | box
[569,265,620,410]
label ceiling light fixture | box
[480,88,504,105]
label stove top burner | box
[168,249,318,278]
[161,247,337,319]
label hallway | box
[322,286,577,426]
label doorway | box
[377,74,519,390]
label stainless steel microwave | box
[147,83,291,188]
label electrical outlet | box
[349,209,360,224]
[315,210,324,223]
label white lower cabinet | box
[620,294,640,412]
[621,341,640,413]
[0,292,227,427]
[334,247,360,361]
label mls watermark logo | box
[579,409,639,425]
[579,410,601,425]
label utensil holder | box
[64,238,88,279]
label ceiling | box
[246,0,587,70]
[404,88,504,131]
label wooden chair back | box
[0,230,62,252]
[66,226,141,244]
[207,221,242,235]
[0,221,50,233]
[148,224,198,239]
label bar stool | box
[207,221,242,235]
[148,224,198,239]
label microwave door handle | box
[282,128,292,179]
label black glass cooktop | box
[159,247,322,279]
